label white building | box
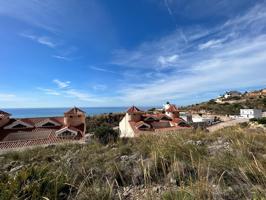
[179,112,193,122]
[119,105,190,138]
[224,91,242,99]
[192,115,214,126]
[240,109,262,119]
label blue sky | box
[0,0,266,108]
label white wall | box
[240,109,262,119]
[119,114,135,138]
[192,116,214,125]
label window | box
[138,125,149,129]
[58,130,76,138]
[42,122,55,127]
[70,116,73,118]
[144,117,157,122]
[78,115,81,117]
[160,116,171,121]
[12,124,27,129]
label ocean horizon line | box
[1,106,159,109]
[1,106,156,118]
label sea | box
[3,107,153,118]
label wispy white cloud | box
[198,39,225,50]
[157,54,179,67]
[38,80,106,103]
[92,84,107,91]
[90,66,118,74]
[37,87,61,96]
[52,55,71,61]
[37,36,56,48]
[20,33,57,48]
[53,79,70,89]
[0,1,59,33]
[65,89,95,102]
[0,93,16,101]
[111,1,266,105]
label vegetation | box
[183,96,266,115]
[86,113,124,132]
[250,117,266,125]
[0,126,265,199]
[94,125,119,144]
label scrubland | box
[0,125,265,200]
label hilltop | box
[0,125,265,200]
[182,89,266,115]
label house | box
[119,104,190,138]
[192,115,214,126]
[240,109,262,119]
[246,89,266,97]
[215,98,224,104]
[224,91,242,99]
[179,112,193,123]
[0,107,86,149]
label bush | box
[249,118,258,122]
[257,117,266,125]
[148,107,156,112]
[86,113,124,132]
[263,98,266,106]
[94,125,119,144]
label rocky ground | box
[0,125,265,200]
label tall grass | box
[0,126,265,199]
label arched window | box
[42,122,55,127]
[58,131,76,138]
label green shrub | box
[257,117,266,124]
[249,118,258,122]
[0,126,266,199]
[94,125,119,144]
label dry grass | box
[0,126,265,199]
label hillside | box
[0,126,265,200]
[182,94,266,115]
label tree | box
[94,125,119,144]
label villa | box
[224,91,242,99]
[119,103,190,137]
[0,107,86,149]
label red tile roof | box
[172,118,183,123]
[143,113,172,120]
[165,104,179,112]
[135,121,150,128]
[128,111,190,135]
[13,117,64,127]
[127,106,143,114]
[65,107,86,114]
[0,137,79,150]
[0,107,86,150]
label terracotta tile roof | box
[2,128,55,142]
[0,110,11,117]
[172,118,183,123]
[165,104,179,112]
[127,106,143,114]
[143,113,172,120]
[0,125,83,149]
[127,114,190,136]
[135,121,150,128]
[65,107,86,114]
[0,137,79,150]
[0,107,86,149]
